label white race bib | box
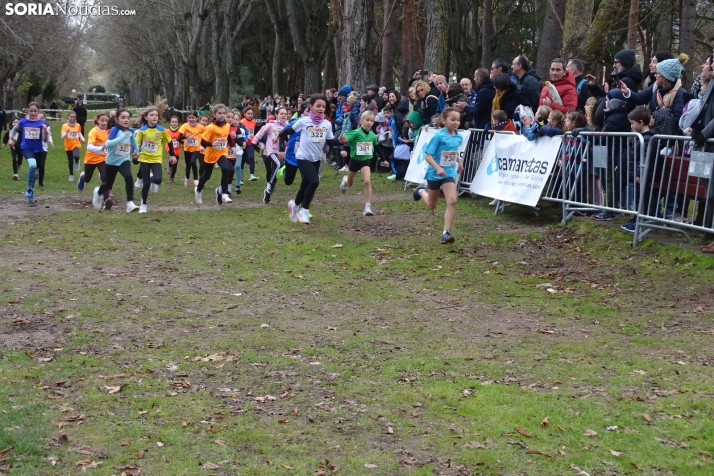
[247,128,254,136]
[186,137,198,147]
[440,150,458,167]
[25,127,40,140]
[308,127,326,143]
[227,147,236,159]
[117,142,131,156]
[68,131,79,139]
[172,140,179,149]
[141,139,159,153]
[272,128,283,140]
[356,142,373,156]
[212,138,227,150]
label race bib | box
[247,128,254,136]
[186,137,198,147]
[272,128,283,140]
[68,131,79,139]
[227,147,236,159]
[117,142,131,156]
[308,127,326,143]
[141,139,159,153]
[440,150,458,167]
[212,138,227,150]
[172,140,179,149]
[25,128,40,140]
[356,142,373,156]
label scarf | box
[275,119,287,127]
[492,120,508,130]
[67,120,76,126]
[492,90,506,114]
[188,120,197,126]
[656,78,681,109]
[309,110,324,125]
[213,119,227,127]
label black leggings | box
[185,150,199,180]
[35,151,47,185]
[264,153,280,190]
[241,145,255,175]
[83,162,106,184]
[295,160,321,210]
[228,159,236,186]
[139,162,162,204]
[98,161,134,202]
[65,150,79,176]
[283,163,298,186]
[11,146,22,174]
[197,156,231,194]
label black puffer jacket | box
[590,65,644,98]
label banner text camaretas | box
[470,133,562,207]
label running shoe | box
[340,176,348,194]
[363,204,374,216]
[277,165,285,179]
[249,174,258,181]
[150,183,159,193]
[440,231,455,244]
[216,187,223,205]
[68,175,74,182]
[92,186,102,209]
[194,186,202,205]
[387,174,396,181]
[169,177,175,184]
[288,200,298,223]
[134,178,143,189]
[77,172,86,191]
[591,211,616,221]
[222,193,232,203]
[339,166,349,172]
[139,204,147,213]
[240,180,244,185]
[298,208,311,224]
[25,189,34,203]
[74,162,80,172]
[263,187,271,204]
[126,201,140,213]
[413,187,425,201]
[621,221,636,233]
[194,179,199,186]
[104,196,114,210]
[12,174,19,181]
[184,177,190,189]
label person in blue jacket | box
[7,102,48,203]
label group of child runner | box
[4,94,466,244]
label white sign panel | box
[404,129,471,186]
[470,134,562,207]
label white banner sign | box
[404,128,471,186]
[470,134,562,207]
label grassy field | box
[1,129,713,475]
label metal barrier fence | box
[458,129,515,196]
[632,136,714,245]
[557,131,645,226]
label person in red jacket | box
[539,58,578,113]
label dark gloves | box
[692,132,706,147]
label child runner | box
[194,103,236,205]
[61,112,85,181]
[223,110,238,196]
[78,112,110,193]
[135,106,176,213]
[94,108,140,212]
[166,116,182,184]
[240,106,259,181]
[339,110,379,216]
[412,107,464,244]
[3,118,23,180]
[234,111,248,193]
[277,101,310,187]
[253,106,288,203]
[7,102,48,202]
[177,111,204,188]
[35,112,54,188]
[278,94,341,224]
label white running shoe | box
[184,177,189,189]
[126,200,140,213]
[298,208,311,224]
[249,174,258,181]
[12,174,19,181]
[363,204,374,216]
[92,186,102,210]
[194,179,199,186]
[74,162,80,172]
[288,200,298,223]
[139,204,147,213]
[134,178,143,188]
[340,176,348,194]
[69,175,74,182]
[150,183,159,193]
[214,163,219,169]
[488,199,498,206]
[222,193,232,203]
[194,186,202,205]
[339,166,349,172]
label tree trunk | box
[380,0,396,88]
[424,0,448,74]
[481,0,493,69]
[210,3,229,104]
[265,0,288,95]
[535,0,566,79]
[562,0,594,60]
[626,0,639,50]
[400,0,422,91]
[343,0,375,92]
[582,0,629,74]
[679,0,695,86]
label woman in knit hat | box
[618,56,686,134]
[432,74,449,113]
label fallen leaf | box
[118,466,140,476]
[526,450,554,459]
[75,459,93,466]
[156,442,164,447]
[331,244,343,248]
[516,428,536,438]
[556,424,566,432]
[292,407,299,416]
[104,385,122,394]
[202,462,219,470]
[281,464,295,469]
[214,439,226,446]
[181,420,191,427]
[540,416,549,427]
[583,429,597,437]
[77,450,93,456]
[386,426,394,434]
[698,450,712,457]
[364,463,378,469]
[120,441,131,447]
[570,464,590,476]
[278,419,289,424]
[610,449,623,456]
[464,441,486,448]
[642,413,653,422]
[537,329,555,334]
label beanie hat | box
[433,75,447,85]
[614,49,636,69]
[366,84,379,93]
[657,58,683,82]
[337,87,350,98]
